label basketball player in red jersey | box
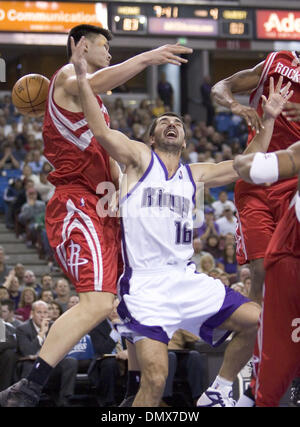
[0,25,192,407]
[233,142,300,406]
[212,51,300,305]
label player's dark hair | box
[66,24,112,60]
[148,112,187,137]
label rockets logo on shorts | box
[67,240,88,281]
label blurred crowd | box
[0,87,251,405]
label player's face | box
[153,116,186,153]
[86,34,111,70]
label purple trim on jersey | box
[117,266,169,344]
[153,151,182,181]
[120,151,154,205]
[199,285,249,347]
[185,163,196,206]
[120,218,130,268]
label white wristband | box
[249,152,279,185]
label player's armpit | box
[190,160,238,188]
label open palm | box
[70,36,88,77]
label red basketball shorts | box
[234,177,297,265]
[45,186,121,294]
[251,256,300,407]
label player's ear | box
[149,136,155,149]
[182,138,187,150]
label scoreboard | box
[110,3,253,39]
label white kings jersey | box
[119,151,196,270]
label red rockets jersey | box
[248,51,300,152]
[43,68,112,194]
[264,191,300,269]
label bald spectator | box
[54,279,71,312]
[15,300,78,406]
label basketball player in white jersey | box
[71,37,292,407]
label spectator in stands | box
[18,187,46,248]
[15,300,78,406]
[12,136,27,163]
[67,294,79,308]
[13,263,25,289]
[204,187,215,206]
[54,278,71,312]
[27,150,46,175]
[208,267,223,280]
[88,298,128,407]
[3,178,23,229]
[152,97,165,117]
[40,290,54,305]
[1,299,23,328]
[212,191,236,219]
[163,329,204,406]
[191,237,209,271]
[215,205,237,236]
[203,235,222,259]
[239,266,251,283]
[0,318,18,391]
[0,246,9,285]
[0,142,20,170]
[198,253,215,275]
[0,286,10,302]
[242,277,251,298]
[40,274,55,293]
[15,287,37,322]
[220,272,230,287]
[22,270,42,296]
[217,243,238,284]
[2,270,21,310]
[31,170,55,202]
[48,301,63,322]
[157,71,173,109]
[194,207,220,241]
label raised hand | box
[230,101,263,134]
[70,36,88,78]
[147,43,193,66]
[262,76,293,120]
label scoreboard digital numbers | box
[110,3,253,39]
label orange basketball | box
[12,74,50,118]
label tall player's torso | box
[43,69,112,194]
[250,50,300,152]
[120,152,195,270]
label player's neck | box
[155,149,181,178]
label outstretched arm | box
[64,42,192,96]
[233,141,300,186]
[71,37,148,167]
[191,77,293,188]
[211,62,265,133]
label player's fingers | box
[269,76,274,95]
[274,75,283,93]
[170,45,193,54]
[280,81,292,98]
[168,54,188,64]
[285,89,294,102]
